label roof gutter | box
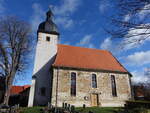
[52,65,132,76]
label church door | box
[91,94,99,106]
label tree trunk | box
[3,85,11,105]
[3,69,16,105]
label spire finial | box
[49,5,53,10]
[46,5,53,21]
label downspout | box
[129,75,134,100]
[55,67,59,107]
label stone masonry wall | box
[51,68,132,107]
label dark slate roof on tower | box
[38,9,59,35]
[53,44,129,73]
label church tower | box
[28,9,59,107]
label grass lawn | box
[19,107,43,113]
[76,107,150,113]
[76,107,121,113]
[19,107,121,113]
[19,107,150,113]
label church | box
[28,9,133,107]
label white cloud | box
[0,0,5,14]
[123,4,150,22]
[138,4,150,20]
[30,3,45,33]
[30,0,81,30]
[100,38,112,50]
[100,37,124,53]
[131,69,150,84]
[100,37,120,54]
[124,14,131,21]
[101,26,150,52]
[120,25,150,50]
[53,0,81,29]
[53,0,81,16]
[121,5,150,50]
[99,0,110,13]
[100,32,150,54]
[54,17,73,28]
[125,51,150,66]
[76,35,95,48]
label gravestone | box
[83,104,86,109]
[68,104,70,111]
[64,103,67,109]
[62,102,65,108]
[71,105,75,113]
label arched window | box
[71,72,76,96]
[111,75,117,97]
[92,74,97,88]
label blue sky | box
[0,0,150,85]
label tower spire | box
[38,6,59,35]
[46,5,53,21]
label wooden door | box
[91,94,98,106]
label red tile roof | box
[53,44,128,73]
[10,85,30,95]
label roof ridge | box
[58,44,109,52]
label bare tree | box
[0,16,31,105]
[106,0,150,46]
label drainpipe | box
[55,67,59,107]
[129,75,134,100]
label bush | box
[125,100,150,109]
[118,107,149,113]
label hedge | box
[125,100,150,108]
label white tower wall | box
[28,32,58,107]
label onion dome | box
[38,9,59,35]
